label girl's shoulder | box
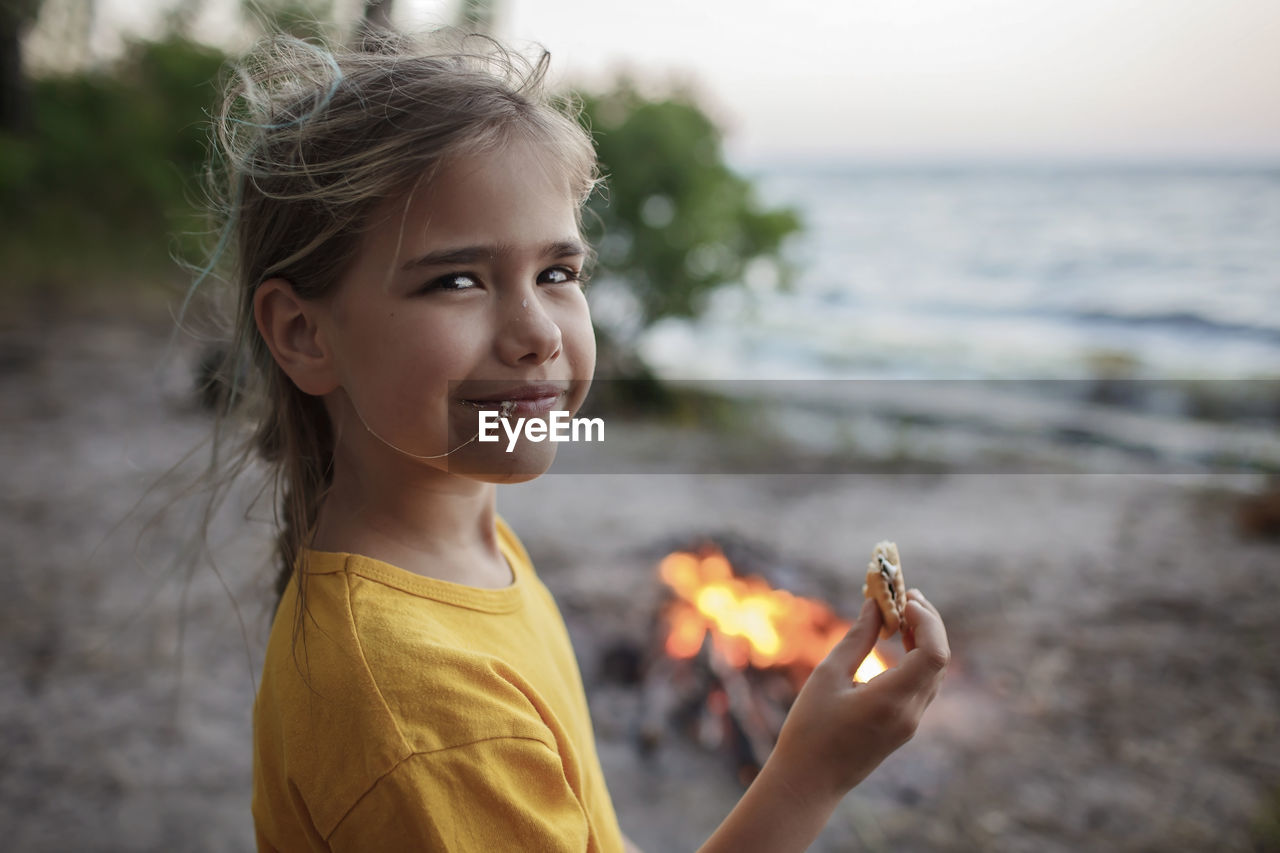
[259,550,558,747]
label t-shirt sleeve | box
[326,736,591,851]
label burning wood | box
[659,548,887,682]
[640,545,890,781]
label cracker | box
[863,541,907,639]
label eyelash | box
[421,266,588,292]
[541,266,590,287]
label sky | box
[71,0,1280,162]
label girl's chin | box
[442,441,560,483]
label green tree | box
[241,0,338,42]
[0,34,226,290]
[578,82,801,335]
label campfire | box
[638,545,889,783]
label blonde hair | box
[193,30,598,632]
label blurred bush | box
[1,28,802,358]
[0,35,225,294]
[580,82,802,330]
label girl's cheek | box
[566,294,595,336]
[566,308,596,369]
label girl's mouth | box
[462,399,518,417]
[460,389,565,418]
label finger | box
[873,599,950,693]
[900,599,950,676]
[823,598,881,678]
[907,588,941,621]
[901,591,932,653]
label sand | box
[2,310,1278,851]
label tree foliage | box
[578,82,802,329]
[1,29,803,331]
[1,35,225,285]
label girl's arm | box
[697,591,950,853]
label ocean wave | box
[1060,309,1280,343]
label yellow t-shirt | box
[252,518,624,852]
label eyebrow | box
[400,240,587,271]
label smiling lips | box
[461,383,568,417]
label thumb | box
[823,598,882,678]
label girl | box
[202,30,949,853]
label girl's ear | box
[254,278,340,396]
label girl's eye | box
[425,272,480,292]
[538,266,586,286]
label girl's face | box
[319,141,596,483]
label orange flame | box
[659,549,888,680]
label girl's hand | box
[770,589,950,802]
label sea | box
[638,162,1280,383]
[624,162,1280,474]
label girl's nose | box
[496,290,563,366]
